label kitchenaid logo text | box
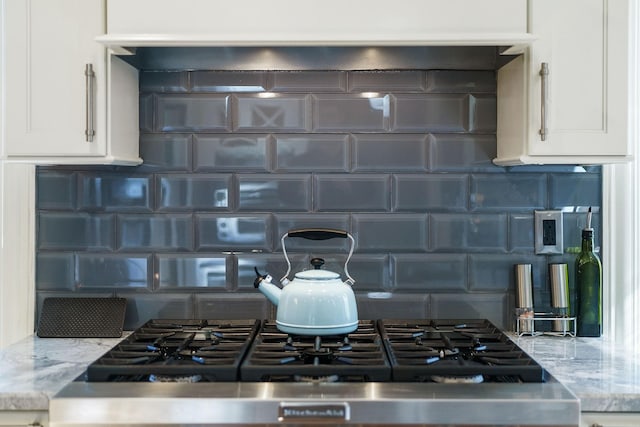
[279,404,349,420]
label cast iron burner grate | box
[240,320,392,382]
[86,319,259,382]
[379,319,546,383]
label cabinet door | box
[527,0,629,158]
[495,0,631,165]
[4,0,107,158]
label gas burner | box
[380,319,546,383]
[86,319,259,382]
[240,320,392,382]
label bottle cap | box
[582,228,594,238]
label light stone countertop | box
[0,335,124,410]
[511,333,640,412]
[1,333,639,412]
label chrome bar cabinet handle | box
[539,62,549,141]
[85,63,95,142]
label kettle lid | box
[295,269,340,280]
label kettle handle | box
[287,228,348,241]
[280,228,356,286]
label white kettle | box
[253,228,358,336]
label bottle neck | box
[581,229,594,253]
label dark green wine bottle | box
[575,228,602,337]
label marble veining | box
[512,334,640,412]
[0,335,125,410]
[1,333,640,413]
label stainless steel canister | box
[515,264,534,333]
[549,263,570,332]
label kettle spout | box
[254,267,281,306]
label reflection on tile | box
[234,94,311,131]
[158,255,229,288]
[77,254,150,289]
[394,174,468,212]
[197,214,272,251]
[313,94,390,131]
[79,174,151,211]
[157,174,231,211]
[194,135,270,171]
[118,214,193,251]
[275,134,349,172]
[157,94,230,131]
[236,175,311,211]
[353,134,427,171]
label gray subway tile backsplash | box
[191,71,268,93]
[38,212,115,250]
[117,214,194,251]
[156,174,231,211]
[275,134,350,172]
[353,134,428,172]
[78,174,152,212]
[157,254,229,289]
[77,254,151,290]
[348,71,426,92]
[392,94,469,132]
[140,71,189,93]
[157,94,231,132]
[393,174,468,212]
[35,69,602,330]
[313,94,390,131]
[194,134,270,172]
[138,134,193,171]
[234,94,311,131]
[315,174,390,212]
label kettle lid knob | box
[310,258,325,270]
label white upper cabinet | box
[3,0,141,165]
[495,0,632,165]
[102,0,530,47]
